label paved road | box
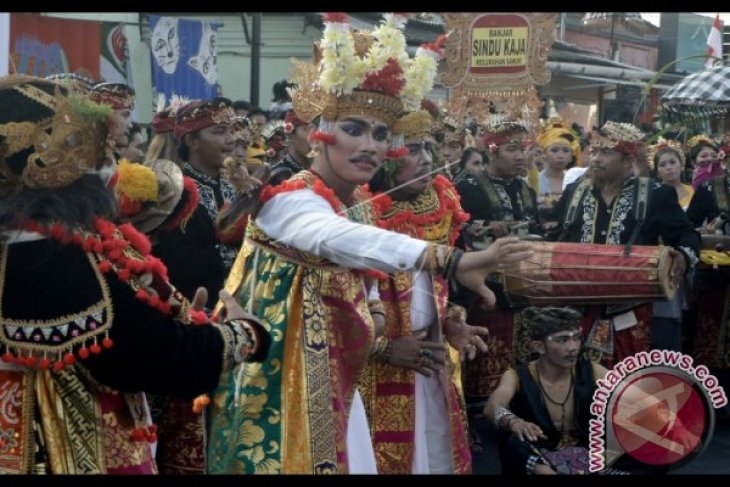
[471,410,730,475]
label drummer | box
[454,117,544,453]
[551,121,700,366]
[685,151,730,377]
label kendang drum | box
[498,242,677,306]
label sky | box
[641,12,730,27]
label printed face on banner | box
[188,21,218,85]
[151,17,180,75]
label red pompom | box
[131,428,146,442]
[25,355,37,368]
[39,358,52,370]
[148,424,158,434]
[90,343,103,354]
[102,337,114,349]
[1,352,14,363]
[386,147,409,159]
[14,356,26,366]
[119,223,152,256]
[78,347,90,359]
[117,269,131,281]
[98,260,112,273]
[53,361,65,372]
[146,433,158,443]
[63,352,76,365]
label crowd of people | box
[1,12,729,476]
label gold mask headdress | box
[0,75,112,197]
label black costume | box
[154,162,239,309]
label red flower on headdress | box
[424,34,448,57]
[488,143,498,154]
[323,12,349,23]
[361,58,405,96]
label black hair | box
[177,132,199,162]
[521,307,583,341]
[459,147,485,170]
[128,122,143,138]
[272,80,294,103]
[248,107,269,120]
[233,100,253,112]
[0,175,117,236]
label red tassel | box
[14,355,26,366]
[53,361,65,372]
[386,147,409,159]
[102,337,114,349]
[25,355,37,368]
[90,343,102,354]
[190,310,209,326]
[78,347,90,359]
[311,130,336,145]
[1,352,14,363]
[63,352,76,365]
[131,428,146,442]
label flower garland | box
[319,12,367,95]
[374,174,470,246]
[368,13,409,72]
[401,35,447,112]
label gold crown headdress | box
[289,13,447,142]
[646,137,685,169]
[390,110,434,158]
[0,76,112,197]
[589,121,644,156]
[686,134,718,152]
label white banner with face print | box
[0,13,10,76]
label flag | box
[705,13,723,68]
[9,13,101,78]
[147,15,222,106]
[0,13,9,76]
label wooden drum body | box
[499,242,676,306]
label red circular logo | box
[611,372,706,465]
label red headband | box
[88,83,135,110]
[152,109,175,135]
[174,100,235,140]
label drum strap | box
[557,178,593,242]
[712,176,729,213]
[624,177,651,256]
[476,173,506,220]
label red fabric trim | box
[311,130,336,145]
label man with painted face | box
[551,122,701,364]
[206,13,534,474]
[268,110,311,186]
[362,109,487,474]
[153,98,239,310]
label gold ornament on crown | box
[590,121,644,150]
[393,110,434,144]
[686,134,718,152]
